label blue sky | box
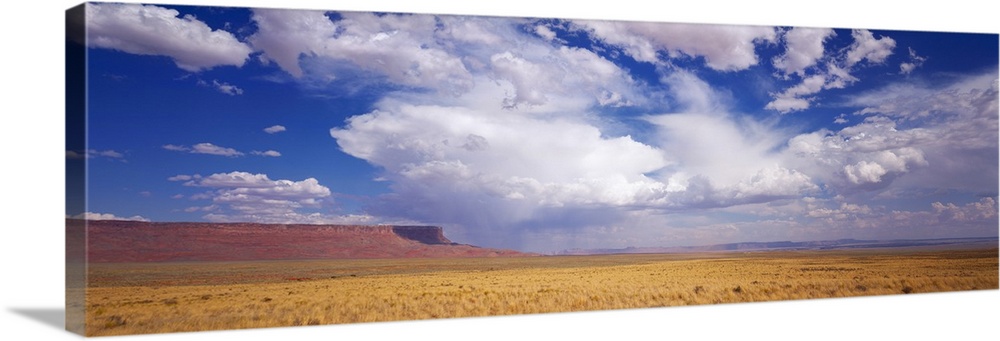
[72,2,999,253]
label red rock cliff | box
[392,225,452,244]
[72,219,532,262]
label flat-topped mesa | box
[392,225,453,245]
[72,219,532,262]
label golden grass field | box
[82,247,998,336]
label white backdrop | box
[2,1,996,340]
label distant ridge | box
[557,237,1000,255]
[70,219,535,262]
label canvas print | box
[66,1,999,337]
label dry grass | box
[84,248,998,336]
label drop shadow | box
[9,308,66,331]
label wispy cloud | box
[66,149,126,161]
[252,150,282,157]
[899,47,927,74]
[199,79,244,95]
[71,212,150,222]
[162,144,189,152]
[263,125,286,134]
[164,143,244,157]
[167,174,200,182]
[191,143,244,157]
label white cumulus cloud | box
[574,20,777,71]
[173,171,373,224]
[765,29,897,114]
[773,27,836,78]
[330,79,672,243]
[765,74,828,113]
[785,118,931,192]
[843,71,999,193]
[85,3,252,72]
[845,29,896,67]
[230,9,995,251]
[248,8,340,78]
[781,70,997,198]
[329,68,829,246]
[250,10,474,94]
[249,11,643,108]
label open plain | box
[83,247,998,336]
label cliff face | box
[392,225,452,245]
[74,219,531,262]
